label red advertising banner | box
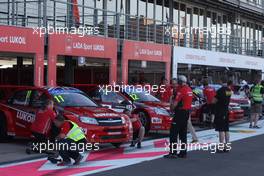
[122,40,171,84]
[0,25,44,86]
[47,34,117,86]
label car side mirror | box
[7,98,13,104]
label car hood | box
[135,101,170,110]
[64,106,121,118]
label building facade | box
[0,0,264,85]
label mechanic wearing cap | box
[53,114,87,166]
[164,75,193,159]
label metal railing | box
[0,0,263,58]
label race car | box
[72,84,134,113]
[191,87,245,123]
[72,84,171,133]
[230,94,251,116]
[121,87,172,133]
[0,86,132,147]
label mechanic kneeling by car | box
[53,114,87,166]
[124,109,145,148]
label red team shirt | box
[203,86,216,104]
[31,108,56,135]
[174,85,193,110]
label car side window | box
[30,90,49,107]
[12,90,32,106]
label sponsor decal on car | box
[93,113,120,117]
[151,117,162,124]
[16,110,35,123]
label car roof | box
[43,87,84,94]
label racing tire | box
[111,143,122,148]
[0,112,8,142]
[138,111,150,134]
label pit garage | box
[122,40,171,84]
[0,25,44,86]
[173,46,264,84]
[47,34,117,86]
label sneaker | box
[73,155,84,165]
[223,148,230,153]
[191,140,198,143]
[137,142,141,149]
[216,149,225,153]
[253,125,261,129]
[249,124,253,128]
[130,142,135,147]
[57,160,71,166]
[164,153,178,159]
[177,154,187,159]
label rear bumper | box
[229,110,244,122]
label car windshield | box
[51,92,98,107]
[101,91,127,104]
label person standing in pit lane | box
[213,79,233,153]
[170,77,198,143]
[249,79,264,128]
[202,80,216,126]
[164,75,193,159]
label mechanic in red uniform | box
[164,75,193,159]
[31,99,56,142]
[202,80,216,126]
[124,109,145,148]
[156,77,172,103]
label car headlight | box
[152,107,170,116]
[79,116,98,125]
[121,116,127,124]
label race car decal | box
[129,94,140,101]
[151,117,162,124]
[16,110,35,123]
[93,113,120,117]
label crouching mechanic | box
[53,114,87,166]
[124,109,145,148]
[164,75,193,159]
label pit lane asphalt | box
[92,132,264,176]
[0,119,250,165]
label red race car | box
[191,88,244,123]
[72,84,134,113]
[72,84,171,133]
[0,86,132,148]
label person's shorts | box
[251,103,262,114]
[214,112,229,132]
[203,104,214,114]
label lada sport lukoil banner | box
[0,25,44,86]
[122,40,171,84]
[47,34,117,86]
